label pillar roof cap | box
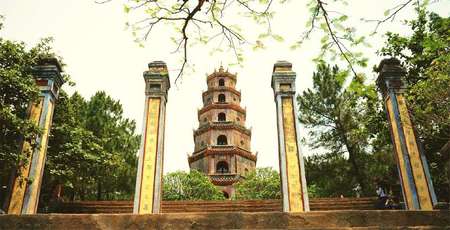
[376,57,406,76]
[376,57,407,95]
[148,60,167,69]
[33,57,64,89]
[37,57,63,72]
[273,60,292,72]
[144,61,169,79]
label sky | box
[1,0,449,173]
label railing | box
[208,173,240,185]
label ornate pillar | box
[377,58,437,210]
[271,61,309,212]
[133,61,170,214]
[7,58,64,214]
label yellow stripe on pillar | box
[8,98,44,214]
[386,97,414,209]
[281,97,304,212]
[24,100,54,214]
[397,95,433,210]
[138,98,161,214]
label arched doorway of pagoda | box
[218,112,226,121]
[218,94,226,103]
[217,135,228,145]
[218,78,225,86]
[216,161,229,173]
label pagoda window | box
[218,112,226,121]
[217,135,227,145]
[218,94,226,103]
[219,79,225,86]
[216,161,229,173]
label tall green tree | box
[297,63,394,196]
[379,8,450,200]
[83,91,140,200]
[234,167,281,200]
[162,170,225,201]
[41,91,140,206]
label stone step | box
[53,198,380,214]
[2,211,449,229]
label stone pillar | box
[377,58,437,210]
[271,61,309,212]
[133,61,170,214]
[6,58,64,214]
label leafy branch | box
[98,0,274,84]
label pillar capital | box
[32,57,64,100]
[376,58,407,97]
[271,61,296,97]
[143,61,170,100]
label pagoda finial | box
[219,62,224,72]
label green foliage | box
[298,62,394,196]
[305,153,352,197]
[41,91,140,204]
[234,167,281,200]
[379,8,450,200]
[299,0,370,73]
[162,170,224,201]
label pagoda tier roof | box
[198,103,246,116]
[207,70,237,82]
[188,145,257,163]
[202,87,241,97]
[194,121,251,136]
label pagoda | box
[188,66,257,198]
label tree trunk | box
[97,181,102,201]
[336,120,367,195]
[341,132,367,194]
[51,184,63,201]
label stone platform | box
[1,211,449,229]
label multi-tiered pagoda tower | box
[188,66,257,198]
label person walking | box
[375,180,389,209]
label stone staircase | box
[53,197,378,214]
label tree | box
[379,8,450,201]
[82,91,140,200]
[305,152,352,197]
[297,62,394,196]
[234,167,281,200]
[162,170,224,201]
[40,91,140,207]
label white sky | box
[1,0,448,173]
